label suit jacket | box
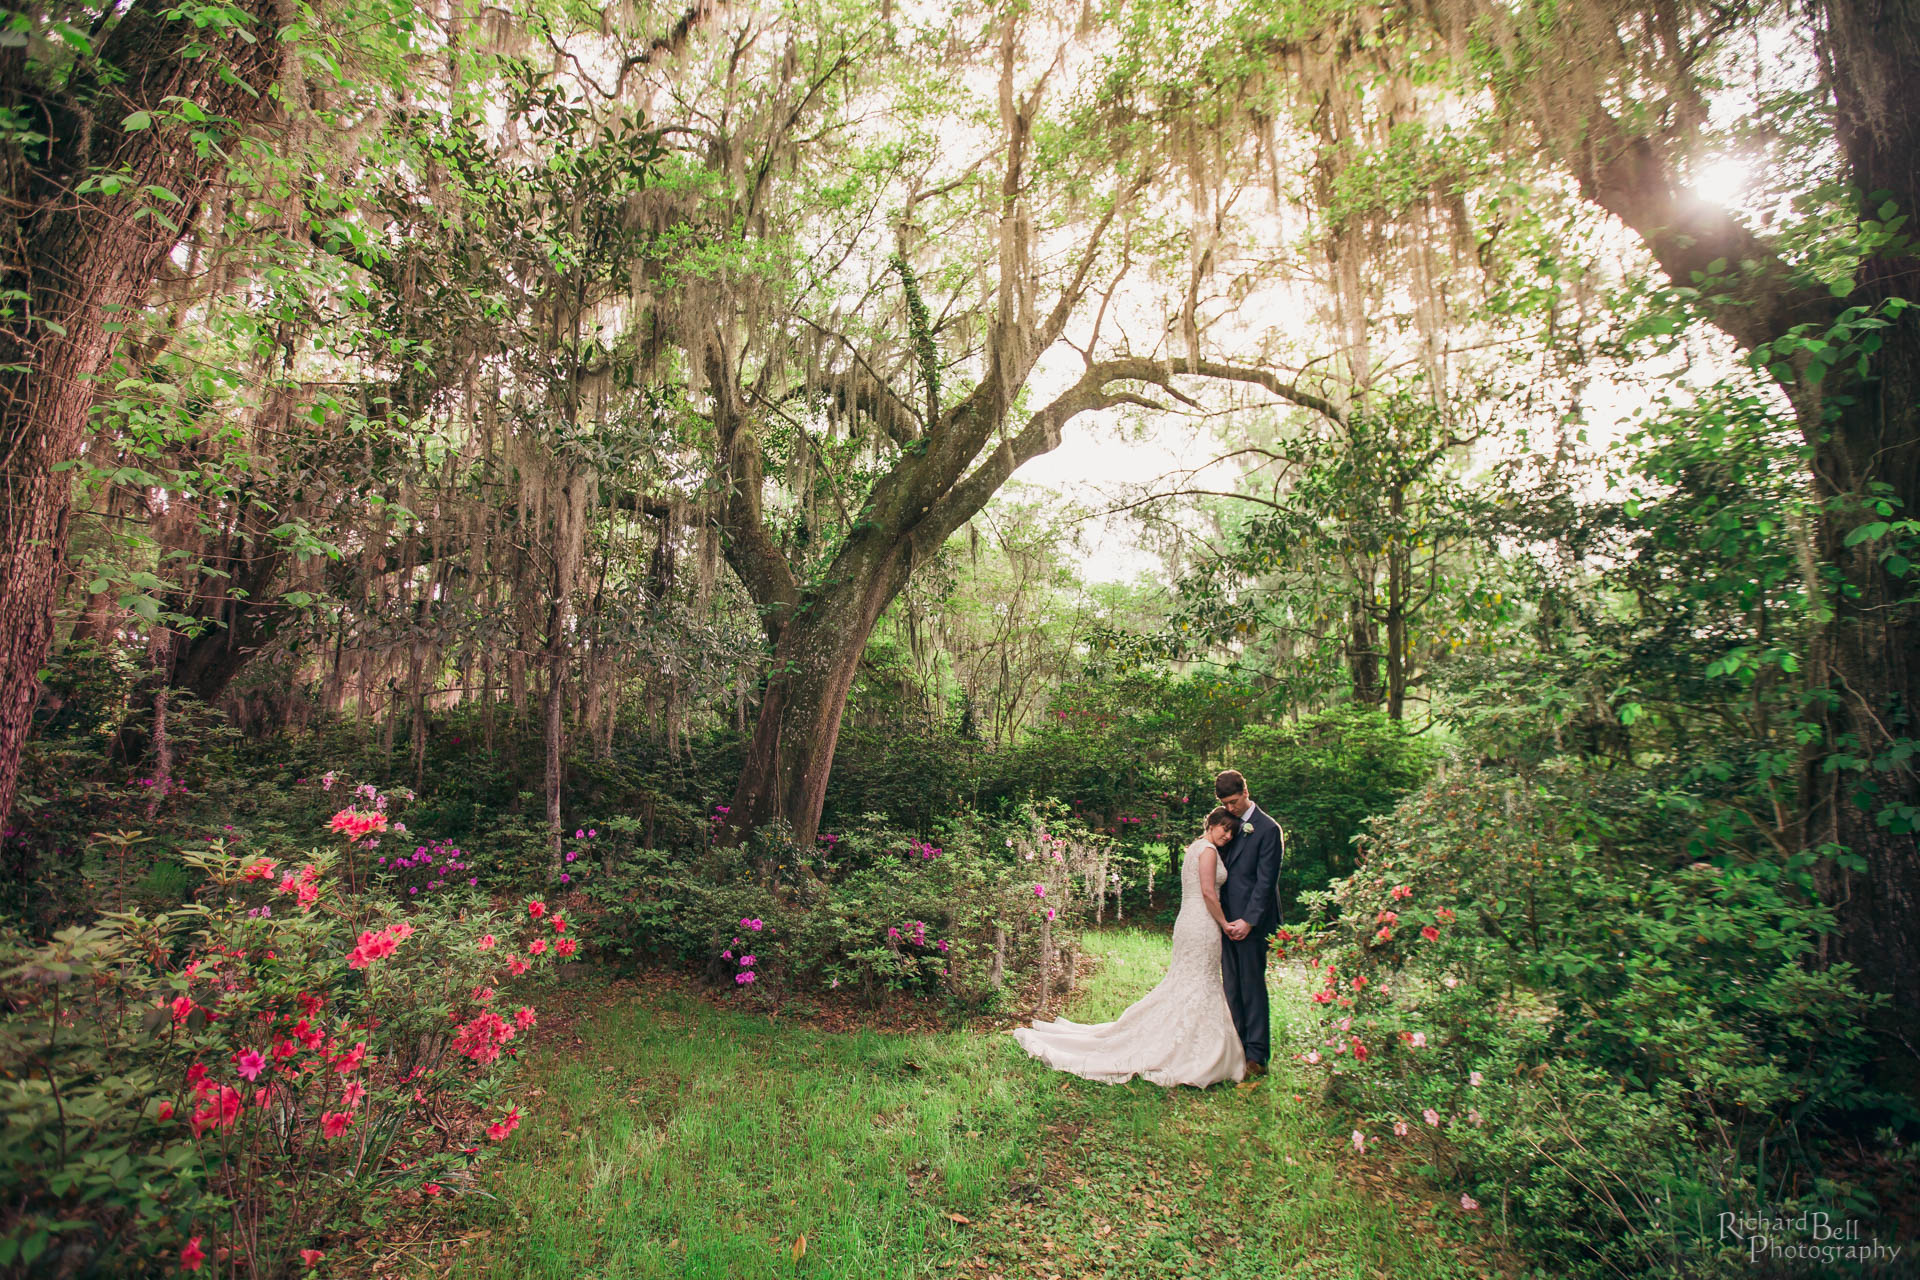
[1220,804,1284,939]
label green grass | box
[439,931,1511,1279]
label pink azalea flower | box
[1468,1109,1482,1126]
[1393,1120,1409,1136]
[1460,1194,1479,1211]
[1411,1031,1427,1048]
[321,1110,353,1139]
[1305,1050,1322,1064]
[1420,925,1440,942]
[1351,1130,1366,1152]
[1423,1109,1441,1126]
[1442,975,1459,989]
[235,1049,266,1081]
[1469,1071,1484,1086]
[515,1006,537,1029]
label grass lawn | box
[417,930,1516,1279]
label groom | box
[1214,769,1282,1076]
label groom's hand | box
[1225,919,1250,940]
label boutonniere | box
[1241,821,1253,834]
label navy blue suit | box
[1219,803,1283,1065]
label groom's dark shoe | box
[1245,1060,1268,1079]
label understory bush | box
[0,786,581,1278]
[584,804,1132,1008]
[1297,763,1886,1278]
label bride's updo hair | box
[1204,806,1237,835]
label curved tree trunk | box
[723,552,906,847]
[0,0,285,833]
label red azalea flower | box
[299,1249,325,1267]
[1421,925,1440,942]
[554,937,578,957]
[321,1110,354,1139]
[157,1100,175,1121]
[514,1006,537,1029]
[551,915,567,933]
[529,939,547,956]
[181,1235,207,1271]
[527,900,546,918]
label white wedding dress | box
[1010,836,1246,1087]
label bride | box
[1009,808,1246,1087]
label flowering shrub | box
[585,806,1119,1007]
[378,839,481,900]
[1296,764,1881,1278]
[0,811,582,1277]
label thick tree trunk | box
[723,601,879,848]
[0,0,284,833]
[723,551,906,847]
[1798,2,1920,1029]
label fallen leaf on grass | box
[946,1213,971,1224]
[791,1234,807,1263]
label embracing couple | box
[1011,770,1282,1087]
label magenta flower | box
[1033,885,1045,897]
[235,1049,266,1081]
[740,955,756,967]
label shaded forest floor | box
[366,931,1526,1279]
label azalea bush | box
[1294,763,1882,1278]
[583,805,1122,1007]
[0,808,581,1277]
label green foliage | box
[0,835,578,1276]
[1234,706,1437,920]
[585,806,1120,1011]
[1297,765,1886,1277]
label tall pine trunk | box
[0,0,284,832]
